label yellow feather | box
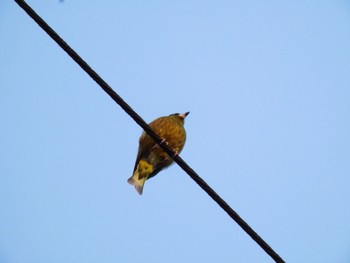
[127,160,154,195]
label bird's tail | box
[127,160,153,195]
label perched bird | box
[128,112,189,195]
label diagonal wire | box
[14,1,286,262]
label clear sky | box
[1,1,350,262]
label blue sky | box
[1,1,350,262]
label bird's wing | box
[132,147,143,173]
[132,132,156,173]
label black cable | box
[14,1,286,262]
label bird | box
[128,112,189,195]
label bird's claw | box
[152,138,168,150]
[158,138,168,146]
[155,138,178,159]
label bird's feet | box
[154,138,179,159]
[172,151,179,158]
[158,138,168,146]
[152,138,168,150]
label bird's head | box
[169,112,190,125]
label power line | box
[14,1,286,262]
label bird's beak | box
[181,112,190,118]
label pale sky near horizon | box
[1,1,350,262]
